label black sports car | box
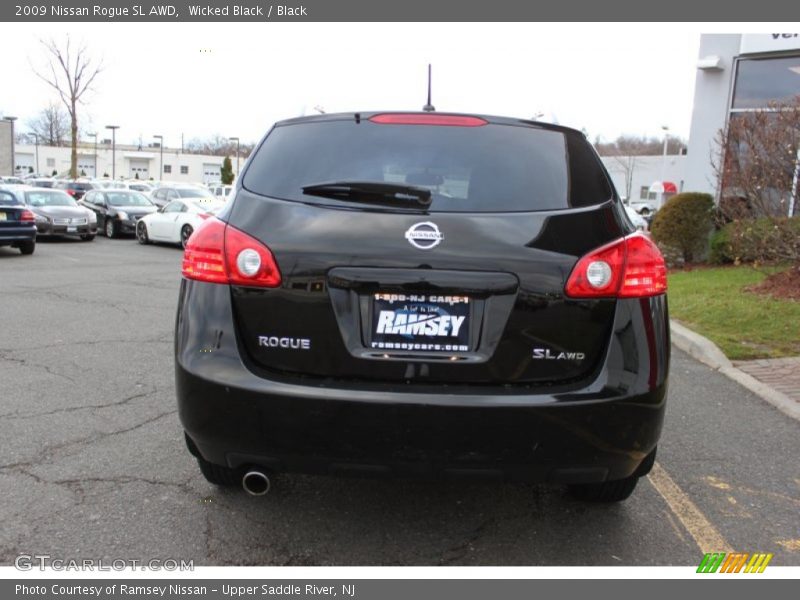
[175,112,670,502]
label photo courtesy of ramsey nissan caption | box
[175,111,669,502]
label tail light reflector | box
[20,209,36,222]
[181,218,281,288]
[565,233,666,298]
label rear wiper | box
[301,181,432,209]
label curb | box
[670,320,800,422]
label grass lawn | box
[668,265,800,360]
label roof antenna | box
[422,64,435,112]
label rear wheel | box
[568,447,656,503]
[136,221,150,245]
[569,476,640,502]
[180,225,194,249]
[105,218,117,239]
[196,456,240,487]
[639,207,651,217]
[18,240,35,255]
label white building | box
[685,33,800,203]
[11,141,247,184]
[601,154,686,203]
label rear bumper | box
[0,225,36,245]
[176,281,669,484]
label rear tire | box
[136,221,149,245]
[197,456,239,487]
[569,476,640,502]
[19,240,35,255]
[180,225,193,249]
[568,448,656,503]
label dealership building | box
[2,138,246,184]
[685,33,800,200]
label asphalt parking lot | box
[1,236,798,567]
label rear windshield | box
[0,191,21,206]
[243,118,612,212]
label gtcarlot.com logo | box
[14,554,194,571]
[697,552,773,573]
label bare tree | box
[595,134,685,157]
[713,97,800,219]
[26,103,70,146]
[184,134,253,157]
[33,37,102,178]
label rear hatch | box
[221,113,629,386]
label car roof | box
[272,111,585,137]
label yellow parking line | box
[647,461,734,554]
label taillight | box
[181,218,281,288]
[369,114,488,127]
[20,209,35,222]
[565,233,666,298]
[66,189,76,196]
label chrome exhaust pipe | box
[242,469,271,496]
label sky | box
[0,22,755,148]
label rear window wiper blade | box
[301,181,432,209]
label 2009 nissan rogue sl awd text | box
[175,112,669,502]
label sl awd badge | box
[405,221,443,250]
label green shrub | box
[651,192,715,264]
[709,217,800,264]
[709,228,733,264]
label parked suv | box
[176,112,669,502]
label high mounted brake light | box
[369,114,488,127]
[564,233,667,298]
[182,218,281,288]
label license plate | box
[0,212,6,221]
[370,293,471,352]
[67,226,77,232]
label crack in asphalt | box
[0,352,78,384]
[0,387,160,421]
[0,410,177,473]
[436,518,493,565]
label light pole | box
[32,133,40,176]
[153,134,163,181]
[228,136,240,177]
[105,125,119,179]
[4,116,17,176]
[660,125,670,183]
[87,132,97,178]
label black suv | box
[176,112,669,502]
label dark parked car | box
[176,112,669,502]
[0,189,36,255]
[149,184,215,208]
[55,180,95,200]
[80,190,158,238]
[11,186,98,240]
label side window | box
[153,189,165,201]
[163,201,183,213]
[167,189,179,200]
